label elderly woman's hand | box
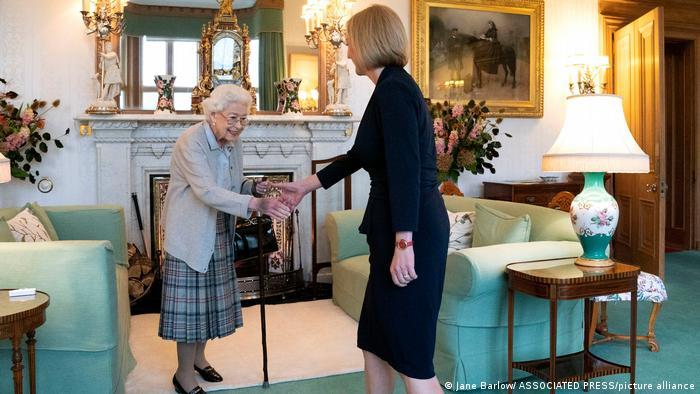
[249,197,292,221]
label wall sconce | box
[566,54,609,95]
[81,0,127,115]
[301,0,354,49]
[80,0,126,41]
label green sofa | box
[0,205,136,394]
[325,196,585,389]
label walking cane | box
[257,218,270,388]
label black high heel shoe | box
[194,365,223,382]
[173,374,207,394]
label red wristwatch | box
[395,239,413,249]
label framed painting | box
[412,0,544,117]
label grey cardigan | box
[162,121,255,272]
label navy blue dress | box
[317,66,449,379]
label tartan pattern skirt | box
[158,211,243,342]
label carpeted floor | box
[125,300,363,393]
[208,251,700,394]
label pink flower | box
[596,209,611,226]
[451,104,464,118]
[468,121,484,140]
[447,129,458,154]
[433,118,443,135]
[435,137,446,154]
[1,126,30,153]
[291,100,301,110]
[21,108,34,126]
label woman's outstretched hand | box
[275,181,307,210]
[255,180,273,195]
[249,197,291,221]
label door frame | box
[600,8,699,251]
[664,38,696,250]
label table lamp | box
[542,94,649,267]
[0,152,10,183]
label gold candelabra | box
[566,54,609,95]
[301,0,354,49]
[80,0,126,41]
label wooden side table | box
[0,290,50,394]
[506,259,639,393]
[483,181,582,207]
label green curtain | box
[124,11,210,39]
[258,32,285,111]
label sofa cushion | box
[447,210,475,253]
[442,196,578,242]
[0,202,60,241]
[3,206,52,242]
[0,220,13,241]
[326,209,369,263]
[473,203,531,247]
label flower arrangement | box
[430,99,511,183]
[0,78,69,183]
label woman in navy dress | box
[278,5,449,393]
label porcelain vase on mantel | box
[154,75,176,115]
[275,78,302,117]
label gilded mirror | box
[191,1,253,113]
[212,33,243,86]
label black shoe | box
[194,364,223,382]
[173,374,207,394]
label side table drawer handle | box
[525,196,536,203]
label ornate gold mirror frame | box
[191,0,255,113]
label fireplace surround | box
[75,114,356,282]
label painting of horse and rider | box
[413,0,544,117]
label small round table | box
[0,290,50,394]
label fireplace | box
[75,113,357,284]
[149,172,304,299]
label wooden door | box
[664,40,695,251]
[612,7,666,277]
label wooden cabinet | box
[483,181,582,207]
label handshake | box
[248,180,307,221]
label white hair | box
[202,84,252,117]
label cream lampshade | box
[0,152,10,183]
[542,94,649,268]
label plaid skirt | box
[158,211,243,342]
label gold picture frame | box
[412,0,544,117]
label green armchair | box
[325,196,585,389]
[0,205,135,394]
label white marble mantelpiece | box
[75,113,357,280]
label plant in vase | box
[429,99,511,183]
[282,78,302,115]
[154,75,176,114]
[0,78,69,183]
[274,81,287,112]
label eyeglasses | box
[219,113,249,127]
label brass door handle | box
[646,183,658,193]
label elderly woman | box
[277,5,448,394]
[159,84,290,394]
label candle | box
[82,0,90,12]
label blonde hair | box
[202,84,252,117]
[346,5,408,70]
